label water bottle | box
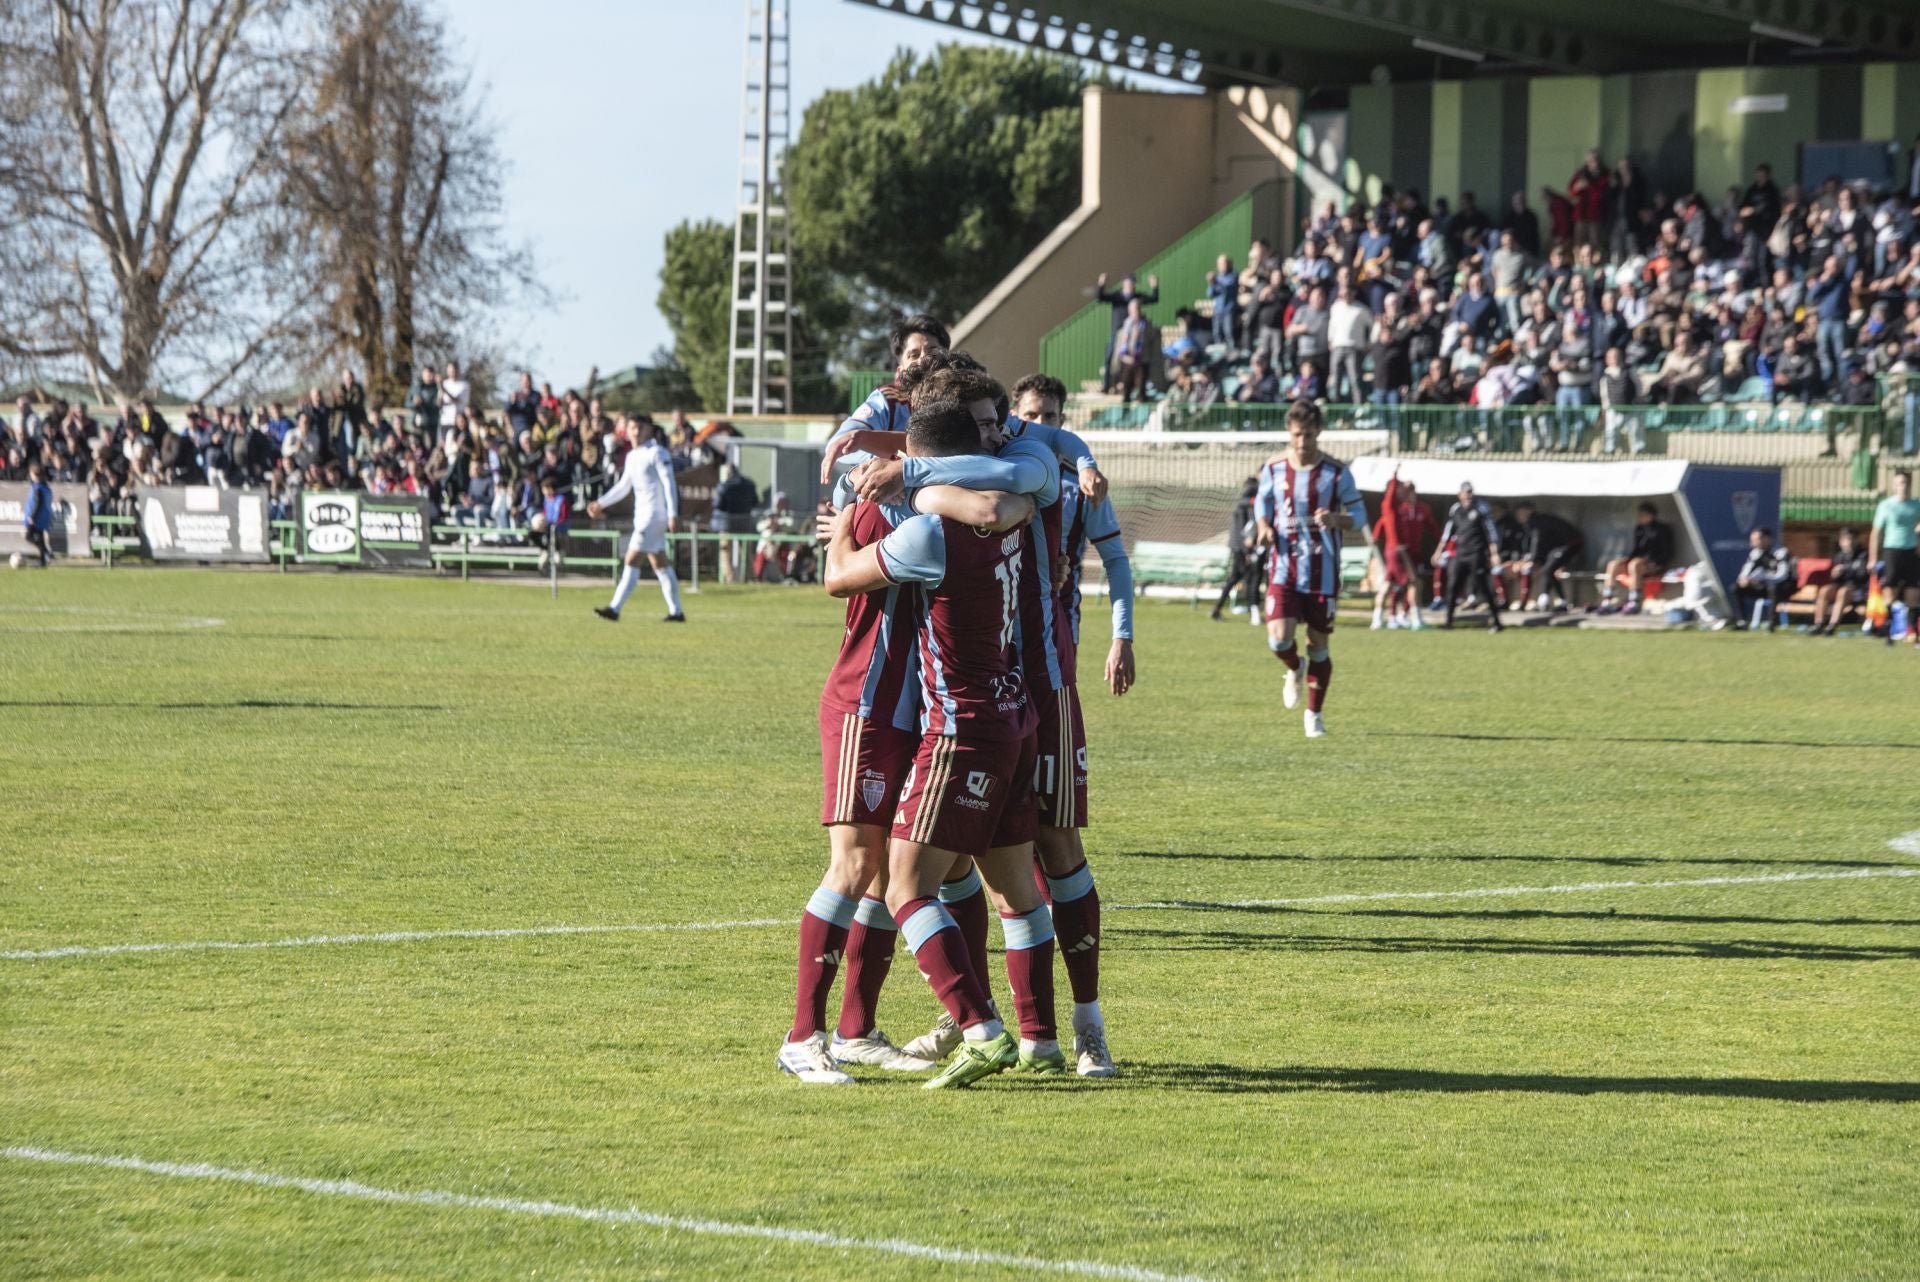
[1894,601,1911,641]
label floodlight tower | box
[725,0,791,416]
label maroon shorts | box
[819,706,917,828]
[1033,684,1088,829]
[1379,546,1412,587]
[892,733,1037,858]
[1265,584,1337,632]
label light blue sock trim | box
[1045,863,1096,903]
[936,866,983,903]
[805,887,858,929]
[1000,906,1056,951]
[902,901,957,953]
[1308,646,1329,662]
[853,896,894,929]
[1269,637,1294,654]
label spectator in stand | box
[21,462,55,566]
[1326,282,1370,402]
[1811,526,1870,635]
[1569,150,1610,256]
[1450,271,1499,344]
[1369,294,1413,405]
[1609,157,1650,261]
[753,491,798,582]
[1732,527,1795,630]
[505,373,540,436]
[1416,219,1454,297]
[1211,477,1263,623]
[1207,254,1241,352]
[1287,283,1329,380]
[1807,254,1850,389]
[1235,353,1280,404]
[1549,316,1594,448]
[712,460,758,583]
[1491,230,1531,334]
[1502,193,1541,259]
[1413,357,1456,404]
[1598,346,1641,454]
[410,366,438,439]
[1095,270,1158,373]
[1286,236,1333,295]
[1597,502,1674,615]
[438,361,471,440]
[1290,359,1323,401]
[1249,269,1291,369]
[1112,296,1152,403]
[1650,329,1709,404]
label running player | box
[590,422,685,623]
[1014,372,1133,1078]
[1256,400,1370,738]
[824,400,1057,1089]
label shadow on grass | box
[1117,851,1914,870]
[1132,1062,1920,1102]
[1334,906,1920,929]
[1115,924,1920,962]
[0,699,446,711]
[1398,730,1920,752]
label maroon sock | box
[834,898,896,1040]
[1306,653,1332,713]
[1000,907,1058,1042]
[1047,867,1101,1005]
[895,897,995,1030]
[791,898,853,1041]
[941,878,993,1003]
[1270,640,1301,672]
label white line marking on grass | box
[1110,867,1920,913]
[1890,831,1920,858]
[0,605,225,632]
[1,1146,1213,1282]
[0,918,787,961]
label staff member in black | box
[1212,477,1265,622]
[1598,502,1675,614]
[1435,481,1504,631]
[1512,501,1584,611]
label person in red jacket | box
[1568,150,1610,256]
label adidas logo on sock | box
[1064,934,1098,954]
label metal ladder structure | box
[725,0,791,416]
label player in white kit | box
[590,423,687,623]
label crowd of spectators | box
[1115,140,1920,448]
[0,369,746,533]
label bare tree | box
[0,0,305,402]
[269,0,535,406]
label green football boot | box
[923,1030,1017,1090]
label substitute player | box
[825,400,1058,1089]
[1256,400,1369,738]
[590,422,685,623]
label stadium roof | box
[846,0,1920,87]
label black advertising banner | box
[0,483,90,557]
[300,491,433,567]
[137,486,270,562]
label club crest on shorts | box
[859,771,885,811]
[965,771,993,799]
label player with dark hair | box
[831,314,954,442]
[824,399,1055,1089]
[1256,401,1369,738]
[1008,371,1068,416]
[1435,483,1504,631]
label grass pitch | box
[2,568,1917,1280]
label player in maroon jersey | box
[825,400,1060,1089]
[779,465,1035,1086]
[1009,372,1133,1078]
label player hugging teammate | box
[776,321,1136,1089]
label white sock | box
[1019,1037,1060,1056]
[962,1018,1004,1042]
[658,566,683,616]
[609,566,639,613]
[1371,606,1384,625]
[1073,1000,1103,1030]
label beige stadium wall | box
[951,85,1299,384]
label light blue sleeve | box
[1338,468,1368,533]
[829,389,899,466]
[1255,465,1276,525]
[1095,532,1134,641]
[876,513,947,587]
[996,436,1059,507]
[1010,418,1098,473]
[899,449,1049,497]
[831,474,855,511]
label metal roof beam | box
[1256,0,1650,74]
[1648,0,1918,59]
[839,0,1381,88]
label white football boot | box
[1282,668,1302,709]
[1074,1022,1117,1078]
[901,1012,961,1063]
[831,1029,936,1072]
[776,1031,854,1085]
[1304,710,1328,738]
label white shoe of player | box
[1282,668,1302,709]
[1074,1023,1117,1078]
[901,1012,961,1062]
[1370,609,1384,630]
[1304,710,1328,738]
[831,1029,936,1072]
[1249,608,1263,627]
[776,1031,854,1084]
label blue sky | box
[457,0,1004,385]
[457,0,1175,387]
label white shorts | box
[627,518,668,557]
